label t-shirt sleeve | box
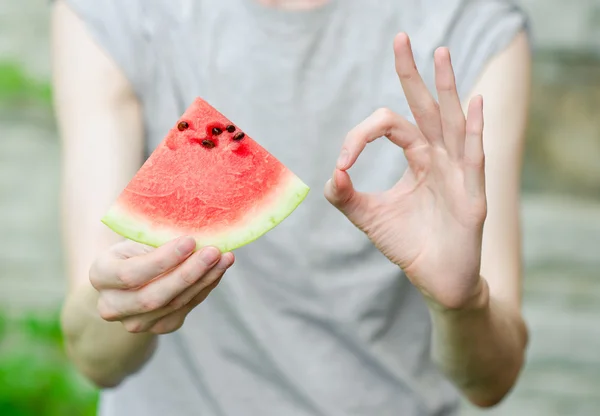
[59,0,150,98]
[445,0,531,99]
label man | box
[52,0,531,414]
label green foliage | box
[0,309,98,416]
[0,61,52,105]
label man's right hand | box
[52,0,236,386]
[90,236,234,334]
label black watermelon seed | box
[212,127,223,135]
[233,132,245,141]
[177,121,189,131]
[226,125,236,133]
[201,139,215,148]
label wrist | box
[61,282,158,388]
[423,275,490,315]
[61,282,100,339]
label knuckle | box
[150,254,173,276]
[168,295,188,311]
[330,193,350,211]
[398,71,412,80]
[467,200,487,225]
[89,262,102,289]
[467,124,482,135]
[177,266,199,286]
[437,79,455,92]
[335,188,360,212]
[374,107,397,128]
[475,201,488,220]
[443,116,465,132]
[464,154,485,169]
[138,293,166,312]
[149,316,185,335]
[123,319,145,334]
[413,101,439,118]
[165,318,185,334]
[478,200,488,219]
[170,320,185,333]
[89,256,110,289]
[397,65,416,81]
[115,267,138,289]
[453,124,466,137]
[97,297,119,321]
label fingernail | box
[221,253,235,269]
[330,170,338,189]
[176,237,196,256]
[337,149,349,169]
[200,247,220,265]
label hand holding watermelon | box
[325,33,487,311]
[89,237,233,334]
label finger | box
[166,252,233,311]
[393,32,444,146]
[101,246,222,318]
[324,169,371,229]
[147,309,186,335]
[148,277,223,335]
[175,274,223,316]
[131,246,222,314]
[335,107,425,172]
[120,254,233,332]
[91,236,197,290]
[174,274,223,317]
[434,47,466,159]
[109,239,154,260]
[464,95,485,196]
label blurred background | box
[0,1,599,415]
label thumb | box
[324,169,368,226]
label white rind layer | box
[101,173,309,252]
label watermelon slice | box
[101,97,309,252]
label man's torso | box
[64,0,527,414]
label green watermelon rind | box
[101,175,309,253]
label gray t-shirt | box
[64,0,527,414]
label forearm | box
[427,278,528,407]
[61,281,157,388]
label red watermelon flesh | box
[101,97,309,252]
